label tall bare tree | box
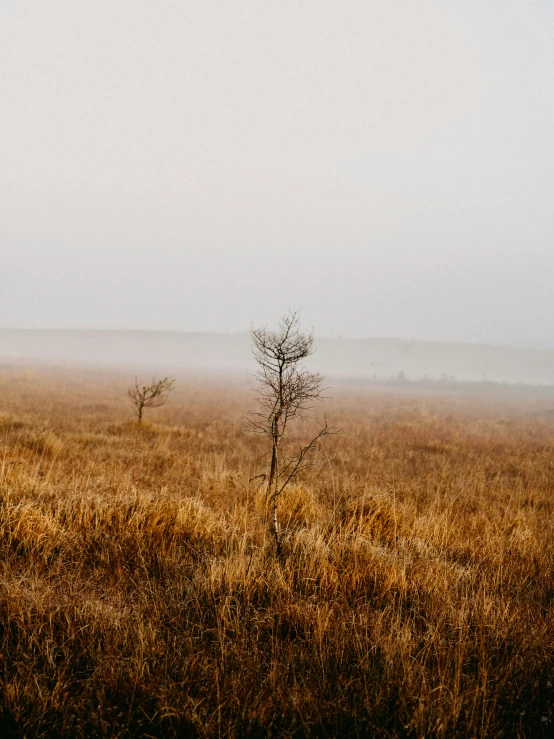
[128,377,175,423]
[248,312,332,555]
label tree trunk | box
[273,487,281,556]
[268,436,282,556]
[267,411,281,498]
[267,442,277,496]
[268,370,284,556]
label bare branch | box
[276,421,335,496]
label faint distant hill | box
[1,329,553,386]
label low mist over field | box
[1,328,554,386]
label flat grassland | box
[0,367,553,737]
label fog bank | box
[1,330,553,386]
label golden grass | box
[0,366,553,737]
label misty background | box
[2,0,554,348]
[1,329,554,386]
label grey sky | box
[2,0,554,344]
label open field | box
[0,366,553,737]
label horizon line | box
[0,326,553,352]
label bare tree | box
[247,312,333,555]
[128,377,175,423]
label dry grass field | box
[0,365,553,737]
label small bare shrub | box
[128,376,175,423]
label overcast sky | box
[1,0,554,344]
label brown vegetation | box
[0,366,553,737]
